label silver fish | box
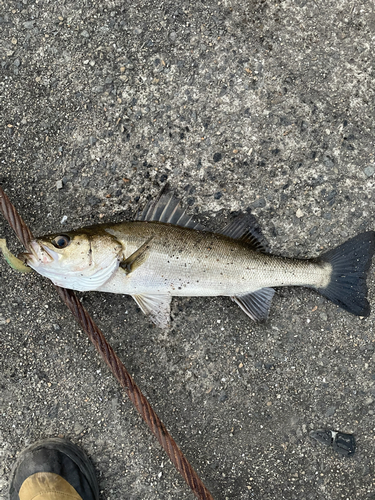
[21,187,375,328]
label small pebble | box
[219,391,228,403]
[56,180,63,190]
[296,208,304,218]
[364,166,374,177]
[23,21,35,29]
[325,406,336,417]
[213,152,222,163]
[251,198,266,209]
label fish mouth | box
[18,240,58,267]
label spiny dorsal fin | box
[136,184,204,230]
[218,212,268,252]
[232,287,275,322]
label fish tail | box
[316,231,375,316]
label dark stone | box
[323,155,334,168]
[251,198,266,208]
[218,391,228,403]
[88,196,100,206]
[213,152,222,163]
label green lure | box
[0,239,32,273]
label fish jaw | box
[39,254,121,291]
[21,240,60,267]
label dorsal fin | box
[218,212,267,252]
[136,184,205,230]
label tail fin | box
[317,232,375,316]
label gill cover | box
[25,230,123,291]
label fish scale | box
[101,222,330,297]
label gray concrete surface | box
[1,0,375,498]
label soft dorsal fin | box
[232,287,275,321]
[136,184,204,230]
[218,213,267,252]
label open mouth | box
[18,240,58,266]
[18,241,38,265]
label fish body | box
[97,221,331,296]
[22,188,375,328]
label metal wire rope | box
[0,185,215,500]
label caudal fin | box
[317,232,375,316]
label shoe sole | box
[8,437,99,500]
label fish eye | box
[52,235,71,249]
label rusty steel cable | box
[0,185,215,500]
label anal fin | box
[232,287,275,321]
[132,293,172,329]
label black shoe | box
[9,437,99,500]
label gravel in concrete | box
[1,1,375,499]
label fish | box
[20,186,375,328]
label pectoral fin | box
[120,236,154,274]
[132,293,172,328]
[232,287,275,321]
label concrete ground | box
[1,0,375,498]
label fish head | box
[20,229,123,291]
